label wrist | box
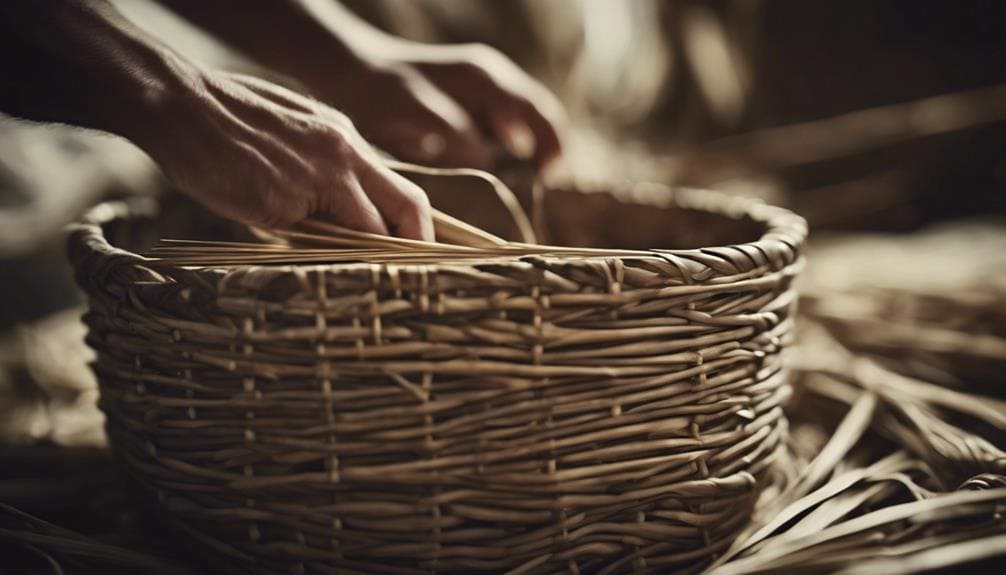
[106,47,202,150]
[278,2,428,95]
[4,0,201,147]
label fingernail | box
[503,122,536,160]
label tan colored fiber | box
[68,185,806,574]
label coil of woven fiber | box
[67,180,806,574]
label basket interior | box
[538,186,766,250]
[105,184,769,257]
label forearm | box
[155,0,562,171]
[0,0,192,144]
[157,0,407,84]
[0,0,432,238]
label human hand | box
[2,0,436,240]
[152,2,563,173]
[312,43,564,172]
[134,68,433,240]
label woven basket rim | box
[68,187,806,281]
[69,186,807,573]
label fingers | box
[414,46,565,172]
[359,164,434,241]
[327,115,434,241]
[379,119,494,170]
[488,102,537,162]
[433,121,495,170]
[485,91,563,171]
[321,172,389,236]
[162,69,426,240]
[367,71,496,170]
[517,95,564,170]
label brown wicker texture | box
[67,185,806,575]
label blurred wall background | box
[342,0,1006,229]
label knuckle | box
[399,185,431,217]
[469,44,511,72]
[258,187,309,229]
[447,44,496,78]
[411,187,432,210]
[370,63,419,94]
[316,123,353,157]
[510,86,563,126]
[319,108,356,134]
[464,42,501,62]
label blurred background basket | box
[67,177,806,574]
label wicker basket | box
[68,179,806,574]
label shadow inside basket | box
[101,180,772,259]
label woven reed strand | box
[68,189,807,574]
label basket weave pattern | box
[70,190,806,574]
